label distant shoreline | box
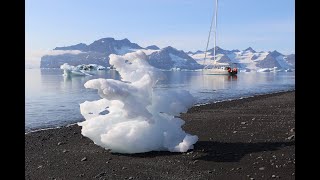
[26,90,295,179]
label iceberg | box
[256,68,271,72]
[60,63,105,76]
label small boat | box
[203,63,238,75]
[202,0,238,76]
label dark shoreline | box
[25,90,294,134]
[25,90,295,179]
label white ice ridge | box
[78,50,198,153]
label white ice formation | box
[78,50,198,153]
[60,63,105,76]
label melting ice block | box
[78,50,198,153]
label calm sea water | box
[25,68,295,132]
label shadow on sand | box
[113,140,294,162]
[193,140,295,162]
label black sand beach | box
[25,91,295,180]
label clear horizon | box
[26,0,295,66]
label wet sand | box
[25,91,295,180]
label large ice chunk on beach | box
[78,50,198,153]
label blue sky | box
[25,0,294,64]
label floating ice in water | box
[78,64,106,70]
[239,68,251,72]
[78,50,198,153]
[60,63,105,76]
[256,68,271,72]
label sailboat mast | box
[203,0,219,69]
[213,0,218,64]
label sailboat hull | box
[203,68,237,76]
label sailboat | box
[202,0,238,76]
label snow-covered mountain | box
[40,38,200,70]
[188,46,295,71]
[41,38,142,68]
[54,38,142,54]
[145,45,160,50]
[148,46,202,70]
[41,37,294,71]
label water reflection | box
[175,71,294,104]
[26,69,295,131]
[228,75,237,81]
[40,68,121,93]
[202,75,228,90]
[157,71,195,88]
[61,75,92,92]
